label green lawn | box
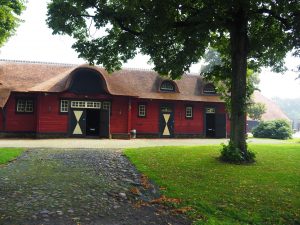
[125,144,300,225]
[0,148,25,164]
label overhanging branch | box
[254,8,291,29]
[114,18,141,36]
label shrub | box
[220,142,256,163]
[252,119,292,139]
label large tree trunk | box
[229,8,248,155]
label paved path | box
[0,138,287,149]
[0,149,189,225]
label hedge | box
[252,119,292,139]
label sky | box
[1,0,300,99]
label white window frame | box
[185,106,193,118]
[138,104,146,117]
[16,99,34,113]
[60,100,69,113]
[70,101,101,109]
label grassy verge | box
[125,144,300,225]
[0,148,25,164]
[289,138,300,143]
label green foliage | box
[247,102,266,121]
[47,0,300,77]
[220,142,256,163]
[0,148,24,164]
[125,144,300,224]
[0,0,25,47]
[252,120,292,139]
[202,54,260,114]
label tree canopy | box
[0,0,25,47]
[247,102,266,121]
[47,0,300,162]
[201,49,261,113]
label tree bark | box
[229,8,248,155]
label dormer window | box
[160,81,175,92]
[203,84,216,94]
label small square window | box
[185,106,193,119]
[60,100,69,113]
[102,101,111,111]
[16,99,34,113]
[138,104,146,117]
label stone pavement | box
[0,149,190,225]
[0,138,286,149]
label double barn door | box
[69,108,109,138]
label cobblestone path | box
[0,149,190,225]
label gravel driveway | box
[0,149,190,225]
[0,138,288,149]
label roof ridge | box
[121,66,154,72]
[0,59,154,71]
[0,59,78,67]
[0,59,201,76]
[120,67,201,76]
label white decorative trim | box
[71,101,101,109]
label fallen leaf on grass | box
[171,206,193,214]
[140,174,151,189]
[150,195,181,204]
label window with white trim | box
[60,100,69,113]
[185,106,193,118]
[138,104,146,117]
[16,99,34,113]
[102,101,111,112]
[70,101,101,109]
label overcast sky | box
[1,0,299,99]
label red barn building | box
[0,60,230,139]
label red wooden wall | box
[4,93,37,132]
[36,93,68,133]
[174,101,204,134]
[1,92,230,137]
[131,99,230,137]
[36,93,129,134]
[110,96,129,134]
[131,99,160,134]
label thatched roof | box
[0,60,223,107]
[253,91,290,121]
